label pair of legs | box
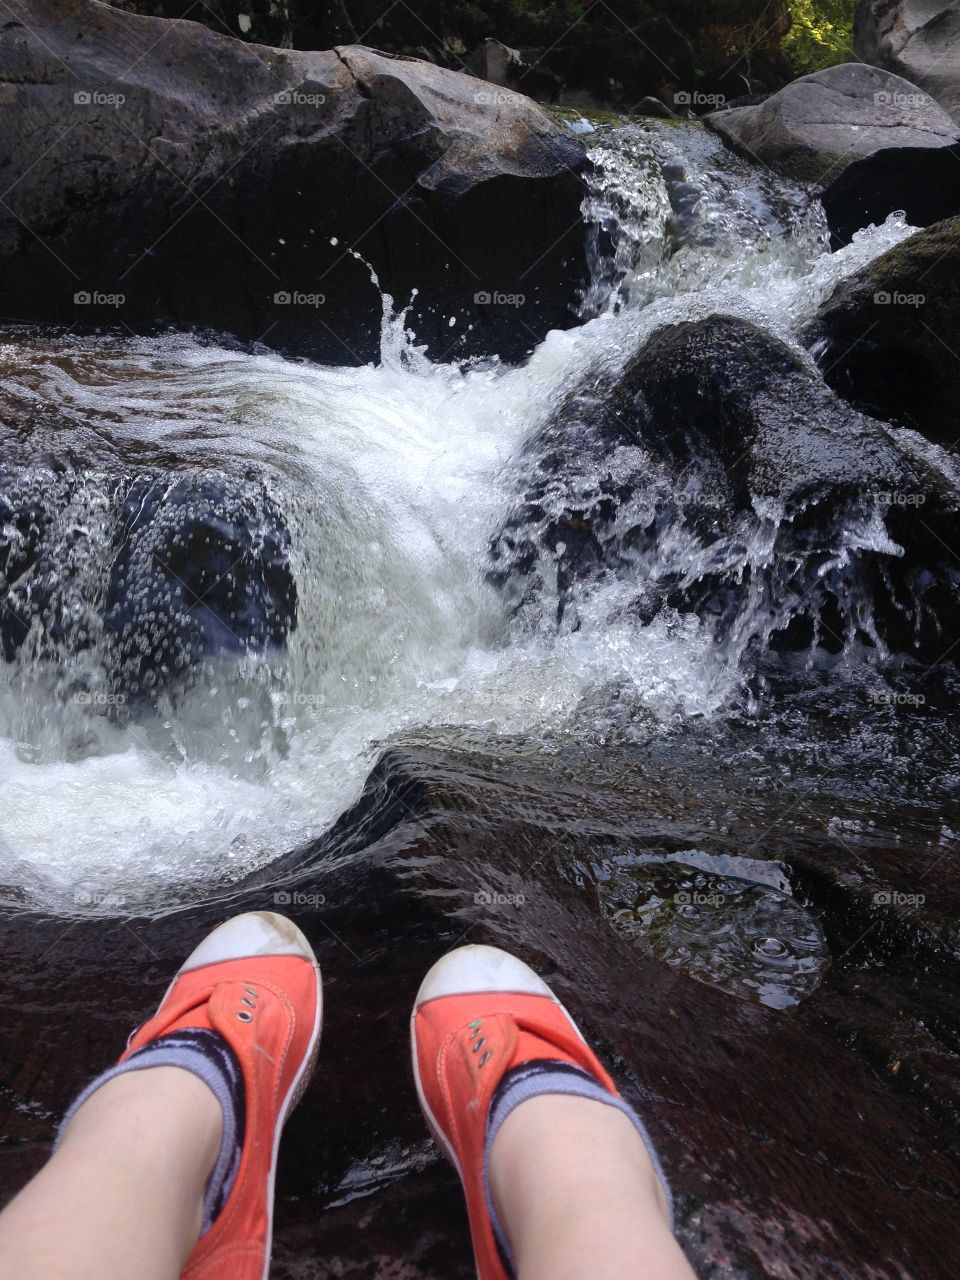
[0,915,694,1280]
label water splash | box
[581,122,829,317]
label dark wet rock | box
[489,314,960,662]
[2,737,958,1278]
[0,0,588,365]
[0,465,296,698]
[706,62,960,245]
[856,0,960,123]
[635,95,680,120]
[803,216,960,449]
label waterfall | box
[0,122,938,913]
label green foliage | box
[783,0,856,76]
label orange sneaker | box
[410,944,662,1280]
[123,911,322,1280]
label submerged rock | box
[105,473,297,701]
[706,62,960,245]
[804,215,960,449]
[855,0,960,123]
[489,314,960,662]
[0,466,296,700]
[0,1,588,365]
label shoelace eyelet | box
[235,1010,254,1022]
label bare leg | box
[489,1094,696,1280]
[0,1067,221,1280]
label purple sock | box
[57,1028,245,1233]
[482,1060,675,1275]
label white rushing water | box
[0,121,922,912]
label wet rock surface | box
[855,0,960,123]
[706,62,960,246]
[0,1,587,365]
[0,465,296,699]
[804,215,960,450]
[1,735,958,1278]
[489,314,960,664]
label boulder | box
[856,0,960,122]
[0,0,588,364]
[804,215,960,449]
[0,466,296,700]
[706,62,960,245]
[489,315,960,662]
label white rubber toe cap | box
[180,911,318,973]
[415,944,557,1008]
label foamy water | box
[0,120,923,912]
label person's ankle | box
[62,1067,222,1172]
[489,1093,671,1233]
